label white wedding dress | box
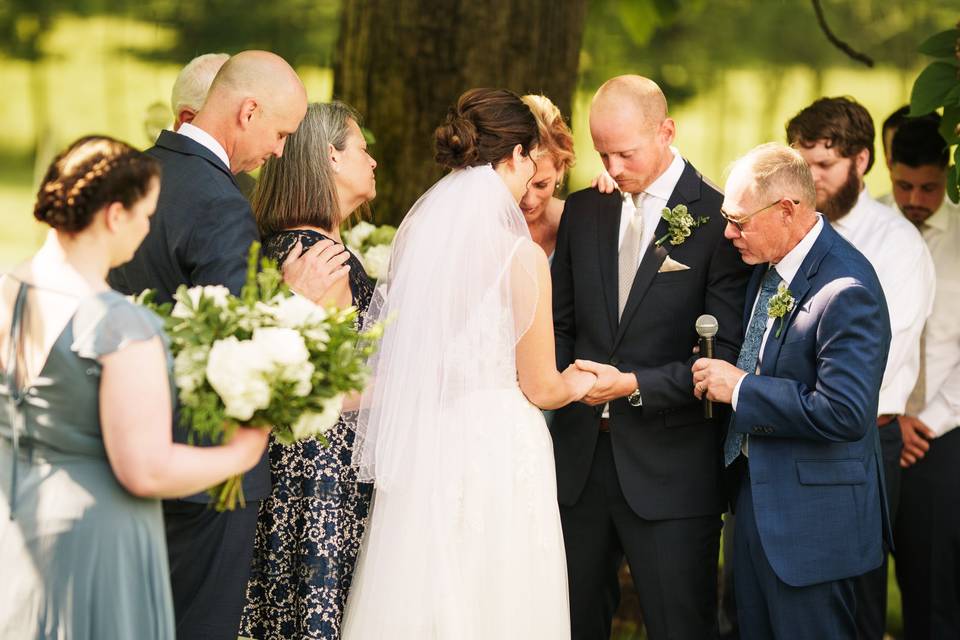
[341,166,570,639]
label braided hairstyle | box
[34,136,160,233]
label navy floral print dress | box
[240,229,374,640]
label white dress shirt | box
[731,216,825,410]
[915,199,960,437]
[617,147,686,257]
[604,147,685,417]
[832,188,936,415]
[177,122,231,171]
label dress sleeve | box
[71,294,165,360]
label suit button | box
[610,356,621,366]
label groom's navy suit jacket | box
[551,161,751,520]
[108,130,269,502]
[733,221,893,587]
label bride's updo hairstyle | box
[435,88,539,170]
[34,135,160,233]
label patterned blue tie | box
[723,267,783,466]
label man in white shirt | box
[888,114,960,638]
[786,96,935,640]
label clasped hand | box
[568,359,636,406]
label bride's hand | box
[562,365,598,401]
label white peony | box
[251,327,309,367]
[251,327,315,396]
[362,244,392,280]
[290,394,344,440]
[344,221,376,249]
[271,294,328,328]
[172,285,232,319]
[205,337,272,421]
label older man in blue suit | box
[692,143,892,639]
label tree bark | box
[334,0,589,225]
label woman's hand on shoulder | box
[591,171,619,195]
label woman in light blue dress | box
[0,136,270,639]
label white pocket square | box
[658,256,690,273]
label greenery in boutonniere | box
[654,204,709,247]
[767,282,796,338]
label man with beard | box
[888,114,960,638]
[786,96,935,640]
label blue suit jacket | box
[108,131,268,502]
[733,221,893,587]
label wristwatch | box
[627,384,642,407]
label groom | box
[551,75,750,639]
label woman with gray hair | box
[239,101,378,640]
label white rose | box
[290,394,344,440]
[171,285,232,319]
[344,221,376,249]
[362,244,392,280]
[205,337,272,421]
[271,294,328,328]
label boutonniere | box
[767,283,796,338]
[655,204,709,247]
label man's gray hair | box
[737,142,817,207]
[170,53,230,116]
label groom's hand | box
[574,359,636,406]
[282,238,352,306]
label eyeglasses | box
[720,198,800,232]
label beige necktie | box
[618,193,645,318]
[906,329,927,416]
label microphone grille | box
[695,314,719,338]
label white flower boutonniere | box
[655,204,709,247]
[767,282,796,338]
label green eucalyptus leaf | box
[910,61,960,117]
[918,28,960,58]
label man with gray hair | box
[694,142,891,638]
[170,52,230,131]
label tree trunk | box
[334,0,589,225]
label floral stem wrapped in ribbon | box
[137,243,382,510]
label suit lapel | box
[613,161,702,348]
[596,195,623,341]
[154,130,239,187]
[759,221,836,375]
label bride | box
[341,88,595,639]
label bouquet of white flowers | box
[138,243,382,511]
[342,220,397,280]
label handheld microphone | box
[695,314,719,419]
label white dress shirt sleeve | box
[873,226,936,415]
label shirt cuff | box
[731,373,749,411]
[918,396,960,438]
